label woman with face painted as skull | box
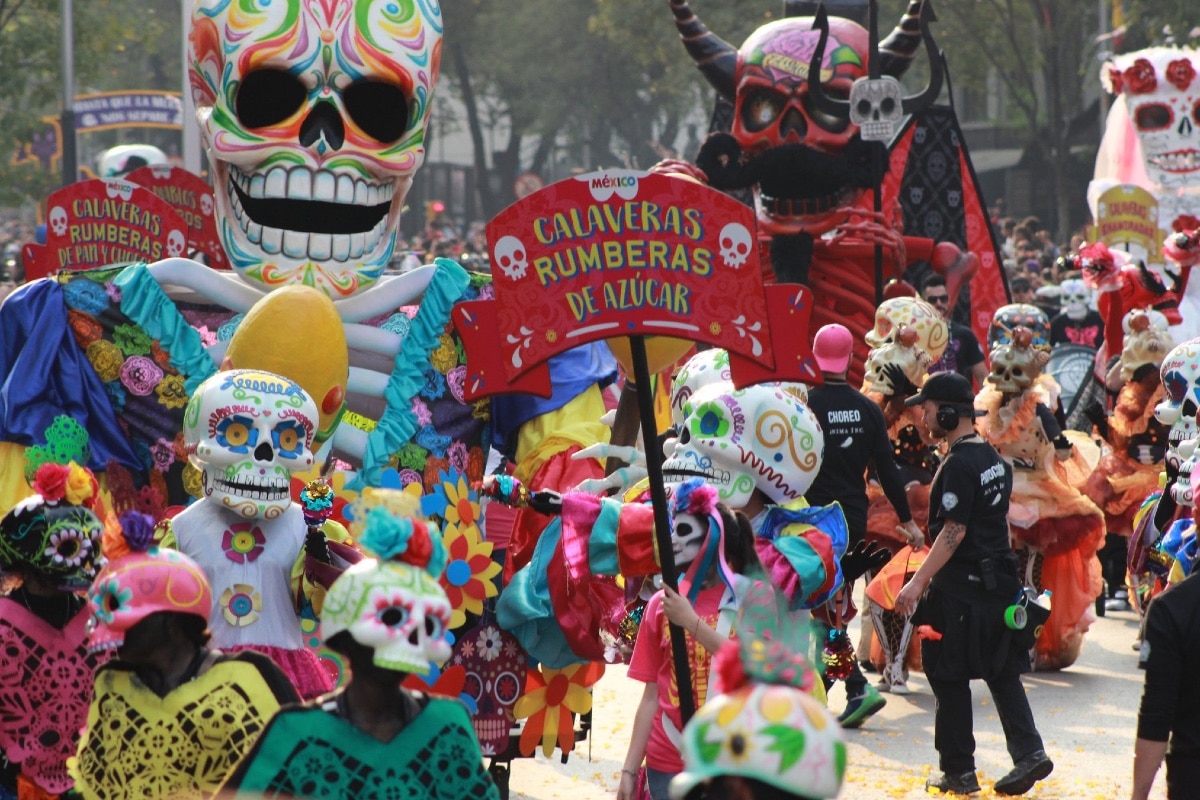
[617,478,762,800]
[219,488,499,800]
[0,461,109,800]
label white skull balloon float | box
[189,0,442,297]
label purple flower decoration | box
[119,510,156,552]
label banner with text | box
[32,179,189,278]
[127,165,229,270]
[484,169,768,376]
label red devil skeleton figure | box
[655,0,978,382]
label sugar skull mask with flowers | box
[188,0,443,298]
[183,369,319,520]
[320,488,452,673]
[663,383,824,508]
[1104,48,1200,189]
[0,463,104,591]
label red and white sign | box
[127,164,229,270]
[455,169,819,400]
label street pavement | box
[506,602,1164,799]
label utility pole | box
[61,0,76,186]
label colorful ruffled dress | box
[69,652,296,800]
[0,599,110,800]
[161,502,353,699]
[219,691,499,799]
[976,377,1105,671]
[1083,383,1167,536]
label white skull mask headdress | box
[189,0,443,298]
[320,488,451,674]
[664,383,824,507]
[1058,278,1092,321]
[183,369,319,519]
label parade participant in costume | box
[669,584,845,800]
[805,323,920,722]
[976,307,1106,671]
[490,382,847,673]
[1083,309,1172,611]
[895,372,1054,797]
[1047,278,1104,350]
[859,297,949,695]
[618,479,761,800]
[0,462,107,800]
[160,369,357,698]
[71,514,299,800]
[219,488,499,800]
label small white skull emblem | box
[49,206,69,237]
[493,236,528,280]
[849,76,904,141]
[200,193,214,217]
[718,223,752,269]
[166,229,187,258]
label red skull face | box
[732,17,869,155]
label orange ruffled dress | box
[1083,383,1167,537]
[976,377,1105,671]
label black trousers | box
[927,671,1044,774]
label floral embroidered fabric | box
[0,601,110,795]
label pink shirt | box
[626,583,729,773]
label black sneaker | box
[993,750,1054,795]
[837,684,886,729]
[925,770,981,795]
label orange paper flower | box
[513,662,605,757]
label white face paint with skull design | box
[671,511,709,571]
[320,557,452,674]
[183,369,319,520]
[663,383,823,508]
[1058,278,1092,321]
[188,0,443,298]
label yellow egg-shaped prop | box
[607,336,695,376]
[224,285,349,444]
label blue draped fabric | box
[0,279,143,473]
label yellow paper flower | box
[64,462,97,506]
[513,662,605,758]
[440,522,501,629]
[436,472,480,533]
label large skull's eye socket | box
[463,671,484,701]
[343,81,410,143]
[237,69,307,129]
[494,671,522,705]
[378,605,408,628]
[216,415,258,453]
[271,420,306,459]
[803,86,851,133]
[742,90,784,133]
[424,615,444,641]
[1134,103,1173,131]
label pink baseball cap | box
[813,324,854,373]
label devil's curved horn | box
[669,0,738,102]
[896,2,944,113]
[807,5,851,121]
[879,0,930,78]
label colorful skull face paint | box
[664,383,824,507]
[321,488,452,673]
[188,0,443,297]
[87,546,213,652]
[183,369,319,520]
[671,512,708,571]
[864,297,948,362]
[670,348,734,428]
[0,497,103,591]
[1104,48,1200,189]
[1058,278,1091,321]
[1156,337,1200,473]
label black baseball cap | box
[904,371,976,407]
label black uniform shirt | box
[1138,574,1200,754]
[928,435,1013,570]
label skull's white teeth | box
[232,165,392,205]
[1150,150,1200,173]
[227,180,389,261]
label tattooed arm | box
[894,520,966,615]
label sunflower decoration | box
[439,523,501,630]
[513,661,605,758]
[421,468,482,535]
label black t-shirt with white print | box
[928,435,1012,571]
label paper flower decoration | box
[514,662,605,757]
[422,468,481,535]
[220,584,263,626]
[290,466,359,526]
[440,522,501,629]
[221,523,265,564]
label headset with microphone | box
[936,404,971,431]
